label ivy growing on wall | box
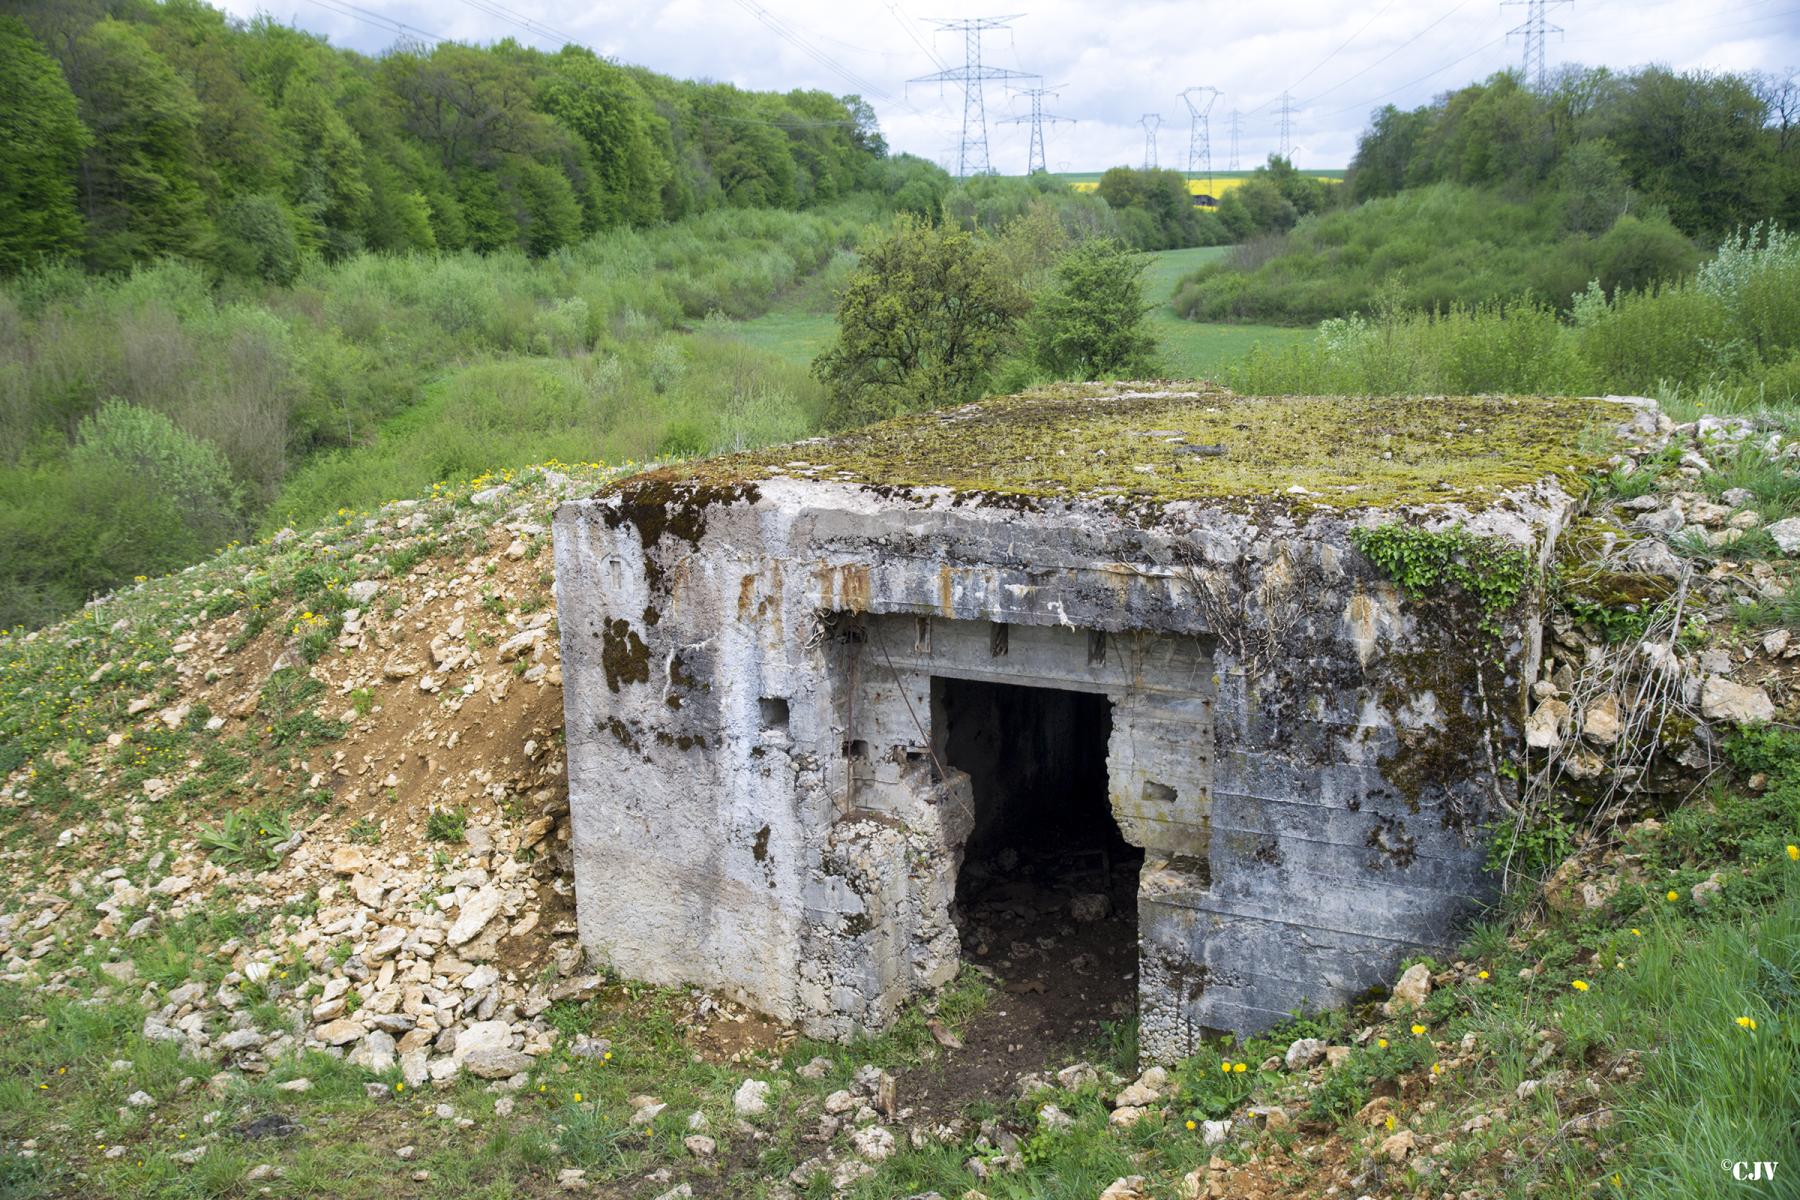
[1350,524,1535,639]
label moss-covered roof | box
[627,384,1617,511]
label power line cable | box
[298,0,444,43]
[1301,0,1478,106]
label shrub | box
[1027,239,1157,380]
[69,400,242,545]
[813,215,1029,428]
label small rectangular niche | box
[759,697,790,730]
[1142,780,1177,805]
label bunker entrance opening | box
[932,675,1140,1043]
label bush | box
[68,400,242,546]
[812,215,1029,427]
[215,194,304,284]
[1027,240,1157,380]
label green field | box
[728,244,1315,382]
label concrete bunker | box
[553,384,1626,1060]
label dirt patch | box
[901,846,1141,1122]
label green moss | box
[600,618,650,693]
[631,384,1614,512]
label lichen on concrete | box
[628,383,1616,513]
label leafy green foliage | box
[425,807,468,844]
[197,808,292,868]
[1,5,891,276]
[813,215,1030,427]
[0,17,88,272]
[1026,239,1157,379]
[1350,524,1535,633]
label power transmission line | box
[999,86,1073,174]
[1317,33,1506,117]
[1300,0,1477,106]
[1503,0,1571,88]
[1227,107,1243,170]
[1276,92,1295,159]
[1178,87,1220,196]
[909,16,1036,177]
[1140,113,1162,169]
[450,0,579,48]
[298,0,444,44]
[732,0,895,100]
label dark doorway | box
[931,676,1141,1052]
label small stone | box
[1525,699,1570,750]
[1284,1037,1327,1071]
[1385,962,1433,1014]
[1764,515,1800,554]
[1201,1118,1232,1146]
[126,1090,155,1108]
[1107,1105,1147,1129]
[314,1019,364,1046]
[851,1125,896,1162]
[447,887,504,946]
[683,1135,716,1157]
[733,1078,771,1117]
[1069,893,1110,921]
[1582,694,1621,746]
[1700,676,1775,724]
[1380,1129,1417,1162]
[463,1048,533,1079]
[1098,1177,1151,1200]
[276,1078,312,1093]
[556,1167,589,1191]
[330,846,371,875]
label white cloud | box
[227,0,1800,171]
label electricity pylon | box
[909,16,1036,177]
[1179,86,1221,197]
[999,86,1073,174]
[1504,0,1572,89]
[1140,113,1161,170]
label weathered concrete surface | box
[553,386,1620,1059]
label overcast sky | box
[226,0,1799,172]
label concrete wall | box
[553,474,1576,1057]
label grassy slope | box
[728,245,1316,382]
[1143,247,1314,379]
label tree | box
[61,19,211,271]
[1027,239,1157,380]
[813,215,1029,427]
[0,17,88,272]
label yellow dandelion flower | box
[1735,1016,1757,1031]
[1431,1062,1442,1075]
[1233,1062,1247,1073]
[1571,979,1589,992]
[1219,1060,1231,1073]
[1377,1038,1389,1049]
[395,1082,405,1092]
[1384,1115,1395,1131]
[1185,1119,1197,1131]
[1411,1024,1426,1035]
[573,1092,583,1103]
[1788,845,1799,861]
[1477,970,1489,980]
[1667,889,1679,902]
[1631,928,1641,937]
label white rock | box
[1384,962,1433,1014]
[1700,675,1775,724]
[1766,516,1800,555]
[1525,698,1570,749]
[446,887,504,946]
[1284,1037,1327,1071]
[850,1125,895,1162]
[126,1090,155,1108]
[1202,1118,1232,1146]
[733,1078,771,1117]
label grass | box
[1143,248,1314,379]
[729,245,1323,386]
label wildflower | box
[1630,928,1641,937]
[1477,970,1489,980]
[1220,1060,1231,1073]
[1233,1062,1247,1073]
[1571,979,1589,992]
[1788,845,1799,861]
[1612,1175,1623,1188]
[1410,1024,1426,1035]
[1735,1016,1757,1031]
[1431,1062,1442,1075]
[1185,1119,1197,1131]
[1666,890,1679,902]
[1384,1115,1396,1131]
[603,1051,613,1061]
[573,1092,584,1103]
[395,1082,405,1093]
[1377,1038,1389,1049]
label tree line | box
[0,0,944,278]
